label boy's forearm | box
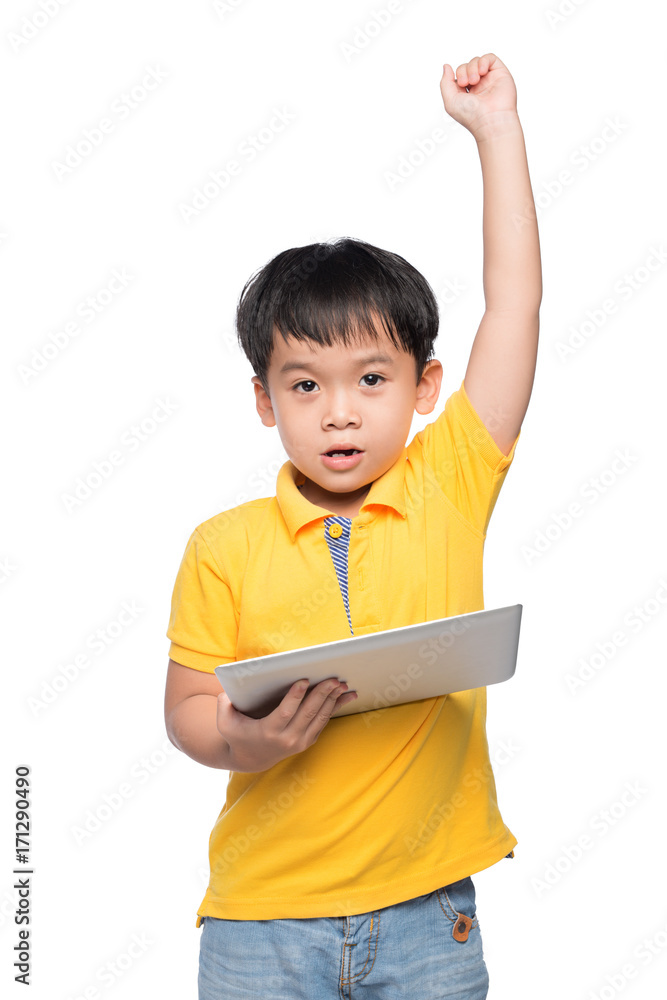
[167,695,233,770]
[474,112,542,314]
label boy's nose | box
[323,396,361,427]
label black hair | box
[235,237,439,394]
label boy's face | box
[252,320,443,517]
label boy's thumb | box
[440,63,460,101]
[216,690,236,732]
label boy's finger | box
[279,678,338,732]
[269,679,313,729]
[337,689,358,703]
[299,681,349,738]
[440,63,468,103]
[466,56,480,85]
[455,62,470,87]
[441,63,459,91]
[215,690,239,738]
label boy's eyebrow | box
[278,353,396,375]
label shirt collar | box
[276,449,408,542]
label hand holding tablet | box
[215,675,358,772]
[215,604,522,721]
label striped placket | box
[323,516,354,635]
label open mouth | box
[324,449,362,457]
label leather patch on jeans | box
[452,913,473,942]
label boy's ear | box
[251,376,276,428]
[414,359,444,416]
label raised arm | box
[440,53,542,455]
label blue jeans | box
[198,876,489,999]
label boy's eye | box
[361,373,384,387]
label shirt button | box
[328,523,343,538]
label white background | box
[2,1,666,997]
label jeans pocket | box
[436,876,479,942]
[437,876,476,919]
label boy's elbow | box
[164,707,183,753]
[165,719,181,751]
[165,698,195,754]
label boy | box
[165,53,541,999]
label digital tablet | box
[214,603,522,719]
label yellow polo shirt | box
[166,379,520,922]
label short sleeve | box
[166,528,238,674]
[412,379,521,537]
